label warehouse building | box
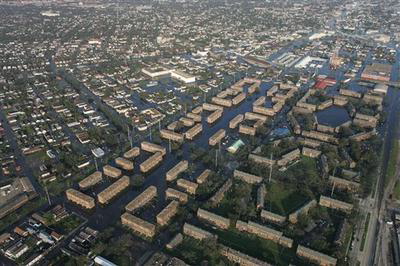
[197,208,230,229]
[79,171,102,189]
[121,212,156,238]
[97,176,130,204]
[156,200,179,226]
[125,186,157,213]
[66,189,95,209]
[166,160,189,181]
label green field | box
[386,140,400,186]
[265,182,309,216]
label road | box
[351,88,400,265]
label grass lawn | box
[386,140,400,186]
[360,213,371,252]
[0,197,46,232]
[52,213,85,235]
[394,181,400,200]
[211,228,307,266]
[265,182,309,216]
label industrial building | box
[121,212,156,238]
[141,141,166,156]
[140,152,163,173]
[103,165,122,179]
[166,188,188,204]
[156,200,179,226]
[166,160,189,181]
[66,189,95,209]
[97,176,130,204]
[361,63,392,83]
[78,171,102,189]
[209,129,226,146]
[115,157,134,171]
[177,179,198,194]
[296,245,337,266]
[125,186,157,213]
[197,208,230,229]
[183,223,216,240]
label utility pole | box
[127,125,132,148]
[268,152,273,183]
[94,157,98,171]
[44,183,51,206]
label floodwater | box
[315,106,351,127]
